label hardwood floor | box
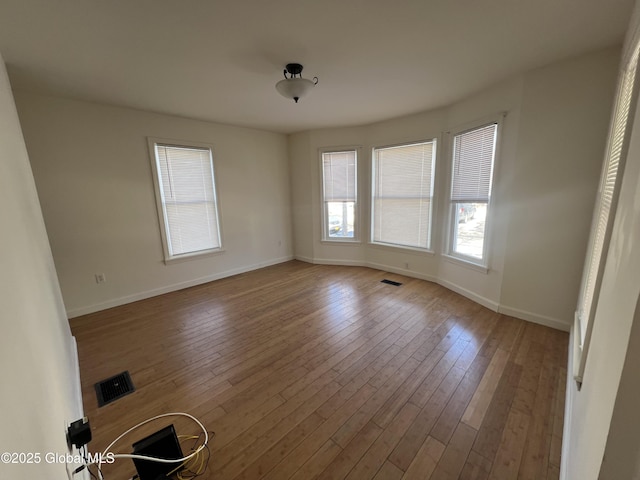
[71,261,568,480]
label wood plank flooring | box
[70,261,568,480]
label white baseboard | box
[296,256,438,282]
[437,278,500,311]
[67,255,294,318]
[498,305,571,332]
[437,279,570,331]
[560,326,575,480]
[303,257,366,267]
[368,261,438,283]
[299,256,569,332]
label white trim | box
[367,241,436,256]
[444,111,508,137]
[560,326,576,480]
[67,255,294,318]
[294,254,315,264]
[437,277,500,312]
[572,311,585,384]
[441,253,489,274]
[70,336,84,414]
[498,305,571,332]
[300,257,366,267]
[297,255,569,331]
[294,256,438,281]
[296,256,438,282]
[66,336,89,480]
[320,239,361,246]
[163,247,226,264]
[368,262,438,283]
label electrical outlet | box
[404,262,409,270]
[95,273,106,284]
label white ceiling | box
[0,0,634,134]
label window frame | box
[573,43,640,386]
[370,138,437,252]
[445,117,502,269]
[147,137,223,263]
[320,147,360,243]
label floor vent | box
[381,279,402,286]
[95,371,135,407]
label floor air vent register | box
[381,279,403,286]
[95,371,135,407]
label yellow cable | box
[169,434,209,479]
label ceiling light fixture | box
[275,63,318,103]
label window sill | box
[164,248,225,265]
[442,254,489,273]
[320,239,361,245]
[368,242,435,256]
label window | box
[448,123,498,265]
[148,139,222,261]
[321,150,357,240]
[372,140,436,249]
[573,42,640,384]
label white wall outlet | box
[404,262,409,270]
[95,273,106,284]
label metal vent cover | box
[381,279,402,286]
[95,371,135,407]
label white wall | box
[14,93,293,317]
[289,47,618,330]
[599,295,640,479]
[289,131,313,260]
[500,48,619,323]
[0,53,84,479]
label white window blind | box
[322,151,356,203]
[154,143,221,258]
[451,123,497,203]
[322,150,357,240]
[574,45,640,383]
[372,141,435,249]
